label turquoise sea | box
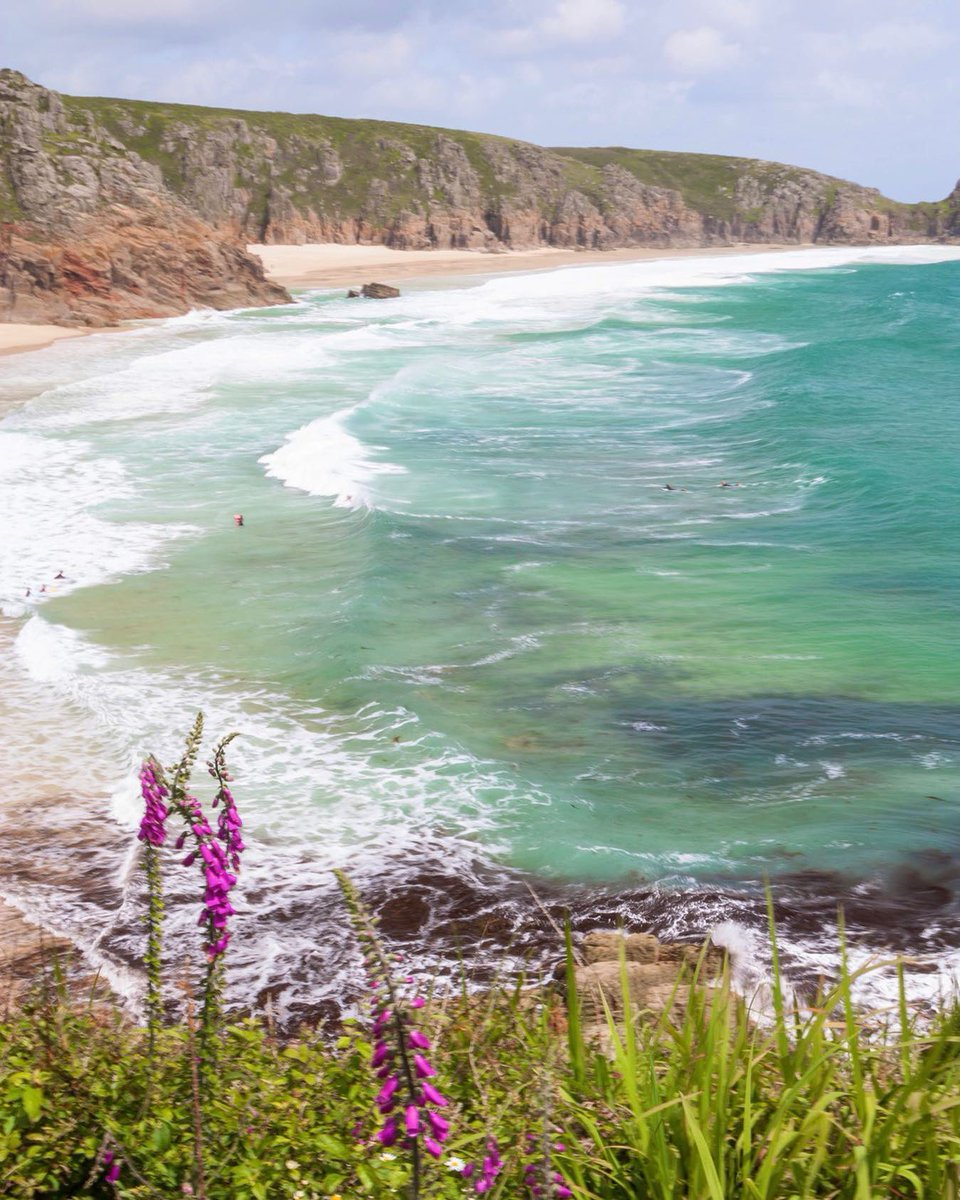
[2,245,960,1018]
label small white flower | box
[446,1155,466,1172]
[380,1151,397,1161]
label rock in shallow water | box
[360,282,401,299]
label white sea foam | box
[259,404,407,508]
[24,331,334,430]
[0,429,195,612]
[4,614,559,1013]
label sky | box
[5,0,958,201]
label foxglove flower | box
[137,759,169,846]
[336,870,452,1192]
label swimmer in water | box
[233,513,244,527]
[663,483,675,491]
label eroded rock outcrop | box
[0,70,290,326]
[573,930,726,1047]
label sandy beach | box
[0,243,803,360]
[0,323,88,358]
[248,241,800,289]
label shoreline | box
[0,323,89,359]
[0,243,804,360]
[246,240,805,289]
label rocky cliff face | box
[0,71,290,326]
[1,68,956,328]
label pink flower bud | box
[427,1110,450,1140]
[421,1081,447,1107]
[375,1075,399,1109]
[413,1054,435,1078]
[378,1117,399,1146]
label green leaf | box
[314,1133,350,1159]
[151,1123,172,1152]
[20,1088,43,1122]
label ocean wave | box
[259,403,407,509]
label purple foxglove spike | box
[105,1163,120,1183]
[413,1054,435,1078]
[408,1029,431,1050]
[405,1105,420,1136]
[420,1081,447,1107]
[371,1041,390,1068]
[409,996,425,1009]
[423,1136,443,1159]
[475,1183,490,1195]
[555,1189,572,1198]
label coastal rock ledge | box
[573,931,726,1047]
[1,66,958,328]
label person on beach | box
[234,513,244,527]
[54,570,66,579]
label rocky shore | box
[1,67,958,329]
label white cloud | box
[859,21,947,57]
[700,0,764,28]
[664,25,742,72]
[52,0,219,24]
[541,0,626,43]
[813,69,878,109]
[337,32,412,78]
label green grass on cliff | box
[554,145,859,223]
[63,95,598,225]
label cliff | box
[1,68,956,328]
[0,71,291,326]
